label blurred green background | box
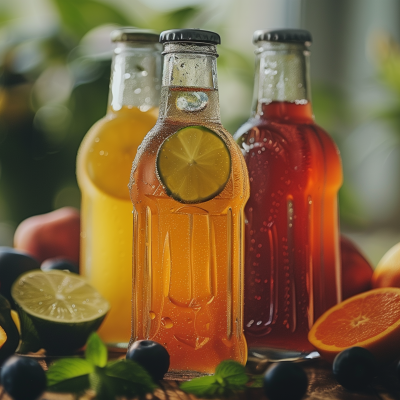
[1,0,400,265]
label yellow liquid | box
[130,89,249,373]
[77,106,158,346]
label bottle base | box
[164,370,211,381]
[247,347,320,374]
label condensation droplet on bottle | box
[161,317,173,329]
[149,311,156,320]
[176,91,208,112]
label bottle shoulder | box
[132,120,243,168]
[235,117,339,153]
[236,117,342,189]
[130,120,249,203]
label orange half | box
[308,288,400,363]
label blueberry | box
[126,340,170,380]
[41,258,79,274]
[333,347,378,391]
[1,355,47,400]
[0,247,40,303]
[263,362,308,400]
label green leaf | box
[84,332,107,367]
[180,360,249,397]
[46,375,91,394]
[50,0,134,38]
[89,370,118,400]
[104,359,157,396]
[47,358,94,393]
[180,375,220,398]
[215,360,248,387]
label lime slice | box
[157,126,231,203]
[11,270,110,354]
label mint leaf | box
[104,359,157,395]
[89,369,118,400]
[216,360,248,388]
[47,375,90,393]
[47,358,93,393]
[85,332,107,367]
[180,360,249,398]
[180,375,220,397]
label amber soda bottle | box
[129,29,249,376]
[234,29,342,358]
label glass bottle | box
[77,28,161,348]
[129,29,249,376]
[234,29,342,359]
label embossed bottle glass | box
[129,29,249,376]
[234,29,342,359]
[77,28,161,348]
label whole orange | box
[372,242,400,288]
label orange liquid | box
[130,88,249,373]
[238,101,342,351]
[77,106,158,346]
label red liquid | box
[238,101,342,352]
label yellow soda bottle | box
[129,29,249,376]
[77,28,161,348]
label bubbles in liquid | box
[161,317,173,329]
[176,92,208,112]
[149,311,156,320]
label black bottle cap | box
[253,29,312,44]
[111,28,159,43]
[159,29,221,45]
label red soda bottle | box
[234,29,342,359]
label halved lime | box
[11,270,110,354]
[157,126,231,203]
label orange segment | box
[308,288,400,363]
[0,326,7,349]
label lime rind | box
[156,125,231,204]
[11,270,110,323]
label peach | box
[341,235,373,300]
[14,207,80,265]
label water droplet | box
[149,311,156,320]
[161,317,173,329]
[176,92,208,112]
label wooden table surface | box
[0,357,399,400]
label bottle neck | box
[107,42,162,114]
[252,42,313,120]
[159,43,221,123]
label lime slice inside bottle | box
[11,270,110,354]
[157,126,231,203]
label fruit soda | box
[77,28,161,347]
[235,29,342,354]
[78,106,158,345]
[239,101,342,351]
[129,29,249,375]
